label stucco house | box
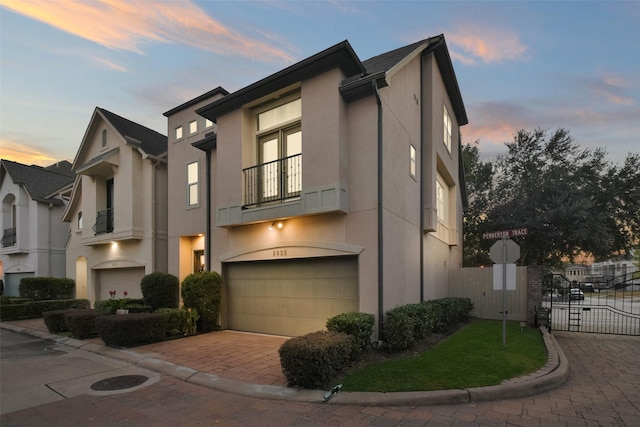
[166,35,468,338]
[0,159,75,295]
[163,87,229,285]
[62,107,168,302]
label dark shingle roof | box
[362,39,427,76]
[1,159,76,206]
[97,108,167,156]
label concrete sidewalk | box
[0,319,569,406]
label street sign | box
[489,239,520,264]
[493,263,516,290]
[483,228,528,240]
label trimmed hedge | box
[326,312,375,355]
[64,309,105,339]
[156,308,187,337]
[96,313,167,347]
[0,303,27,320]
[279,331,354,389]
[383,297,473,352]
[181,271,223,333]
[141,272,179,310]
[94,298,146,314]
[384,308,416,352]
[0,299,89,321]
[19,277,75,301]
[43,309,78,333]
[25,299,90,318]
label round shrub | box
[279,331,353,389]
[326,312,375,355]
[140,272,179,310]
[43,309,76,333]
[180,271,222,333]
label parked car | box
[569,288,585,300]
[580,283,595,293]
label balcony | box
[243,154,301,208]
[93,208,114,235]
[1,227,16,247]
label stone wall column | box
[527,265,544,326]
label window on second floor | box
[189,120,197,135]
[443,105,452,152]
[243,96,302,207]
[205,119,213,129]
[436,178,446,223]
[410,144,417,178]
[78,212,83,230]
[102,129,108,148]
[175,125,183,140]
[187,161,199,206]
[1,199,17,247]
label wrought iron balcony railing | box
[1,227,16,247]
[93,208,114,235]
[243,154,301,208]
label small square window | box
[175,126,183,140]
[189,120,197,134]
[205,119,213,128]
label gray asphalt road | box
[0,329,159,415]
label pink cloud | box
[0,138,59,166]
[1,0,294,62]
[591,73,635,106]
[448,24,528,65]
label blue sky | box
[1,0,638,166]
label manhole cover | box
[90,375,149,391]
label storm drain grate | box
[90,375,149,391]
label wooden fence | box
[449,266,529,322]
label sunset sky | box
[1,0,638,167]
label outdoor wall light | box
[269,221,284,231]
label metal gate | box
[542,273,640,336]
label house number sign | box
[273,249,287,257]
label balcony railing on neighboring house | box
[93,208,114,235]
[1,227,16,247]
[243,154,301,208]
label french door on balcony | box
[94,178,114,234]
[258,125,301,203]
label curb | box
[0,322,569,406]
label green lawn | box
[340,319,547,392]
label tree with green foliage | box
[463,128,639,267]
[462,140,494,266]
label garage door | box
[96,267,145,300]
[225,256,359,337]
[4,272,34,297]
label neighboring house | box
[0,160,75,296]
[590,253,638,282]
[163,87,229,285]
[563,264,589,283]
[62,107,168,303]
[167,35,468,338]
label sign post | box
[487,229,526,349]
